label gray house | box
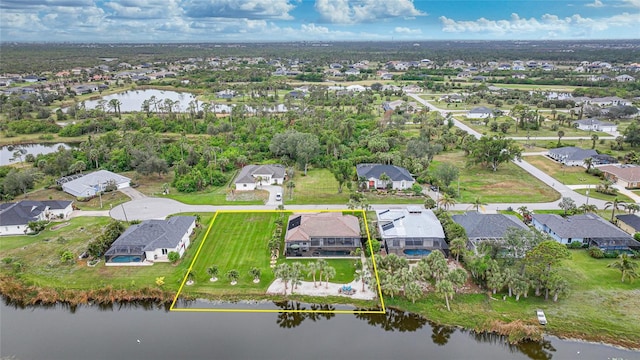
[58,170,130,197]
[234,164,286,191]
[105,216,196,265]
[377,207,448,257]
[572,118,617,133]
[356,164,415,190]
[451,211,529,252]
[532,213,640,251]
[547,147,598,167]
[0,200,73,236]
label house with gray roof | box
[104,216,196,265]
[356,164,415,190]
[451,211,529,252]
[532,213,640,251]
[0,200,73,236]
[547,146,598,167]
[572,118,617,133]
[615,214,640,236]
[58,170,130,198]
[234,164,286,191]
[376,207,448,257]
[284,212,361,257]
[466,106,494,119]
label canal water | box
[1,300,637,360]
[0,143,72,166]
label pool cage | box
[104,244,146,263]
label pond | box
[0,143,73,166]
[1,300,637,360]
[80,89,288,114]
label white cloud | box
[394,27,421,34]
[104,0,182,20]
[183,0,296,20]
[315,0,425,24]
[439,12,638,35]
[622,0,640,8]
[586,0,604,7]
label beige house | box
[599,164,640,189]
[616,214,640,235]
[284,213,361,257]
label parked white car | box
[536,309,547,325]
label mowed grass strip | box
[186,212,280,295]
[572,188,634,203]
[525,155,601,185]
[431,151,559,203]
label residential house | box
[466,106,494,119]
[57,170,131,197]
[532,214,640,251]
[216,89,236,99]
[599,164,640,189]
[376,207,448,257]
[615,214,640,236]
[234,164,286,190]
[104,216,196,265]
[284,212,361,257]
[547,147,599,167]
[346,85,366,92]
[0,200,73,236]
[588,97,632,107]
[572,118,617,133]
[451,211,529,253]
[615,75,636,82]
[402,85,423,93]
[356,164,415,190]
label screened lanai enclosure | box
[104,245,146,263]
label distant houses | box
[284,212,361,257]
[376,207,448,257]
[572,118,617,133]
[234,164,286,190]
[356,164,415,190]
[104,216,196,265]
[547,147,598,167]
[0,200,73,236]
[57,170,131,197]
[599,164,640,189]
[466,106,493,119]
[451,211,529,253]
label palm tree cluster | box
[273,259,338,295]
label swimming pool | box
[109,255,143,263]
[403,249,432,256]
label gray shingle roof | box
[0,200,72,226]
[616,214,640,232]
[532,213,631,240]
[452,211,529,239]
[234,164,285,184]
[573,118,615,127]
[548,147,598,162]
[105,216,195,255]
[356,164,414,182]
[468,106,493,114]
[60,170,130,197]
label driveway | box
[262,184,284,206]
[119,187,147,200]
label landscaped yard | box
[0,214,213,291]
[14,186,129,211]
[384,250,640,349]
[525,155,601,185]
[456,117,608,138]
[430,151,559,203]
[573,188,634,203]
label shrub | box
[634,233,640,241]
[588,247,604,258]
[568,241,583,249]
[604,251,620,259]
[168,251,180,264]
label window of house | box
[162,249,168,255]
[392,240,400,247]
[311,240,320,246]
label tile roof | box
[599,164,640,182]
[452,211,529,239]
[356,164,414,182]
[285,213,360,242]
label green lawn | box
[15,186,129,211]
[164,187,267,205]
[573,188,634,203]
[185,212,280,296]
[384,250,640,348]
[0,214,213,291]
[456,117,608,138]
[525,156,601,185]
[431,151,559,203]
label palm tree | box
[186,270,195,286]
[604,198,627,222]
[557,130,565,147]
[316,259,328,286]
[583,157,594,171]
[249,267,261,283]
[268,237,280,258]
[324,266,336,289]
[435,279,455,311]
[226,269,240,285]
[404,282,423,304]
[626,203,640,214]
[579,203,598,214]
[274,263,291,295]
[469,197,486,212]
[307,262,319,288]
[607,253,638,283]
[380,273,401,298]
[286,181,295,200]
[438,193,456,210]
[447,268,468,294]
[379,172,391,190]
[290,262,305,292]
[591,134,599,149]
[207,265,219,282]
[449,237,467,262]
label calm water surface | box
[1,300,637,360]
[0,143,72,166]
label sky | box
[1,0,639,42]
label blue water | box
[403,249,432,256]
[110,255,142,263]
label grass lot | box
[430,151,559,203]
[0,214,212,291]
[456,117,608,138]
[385,250,640,349]
[573,188,634,203]
[14,187,129,211]
[286,168,427,205]
[525,156,601,185]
